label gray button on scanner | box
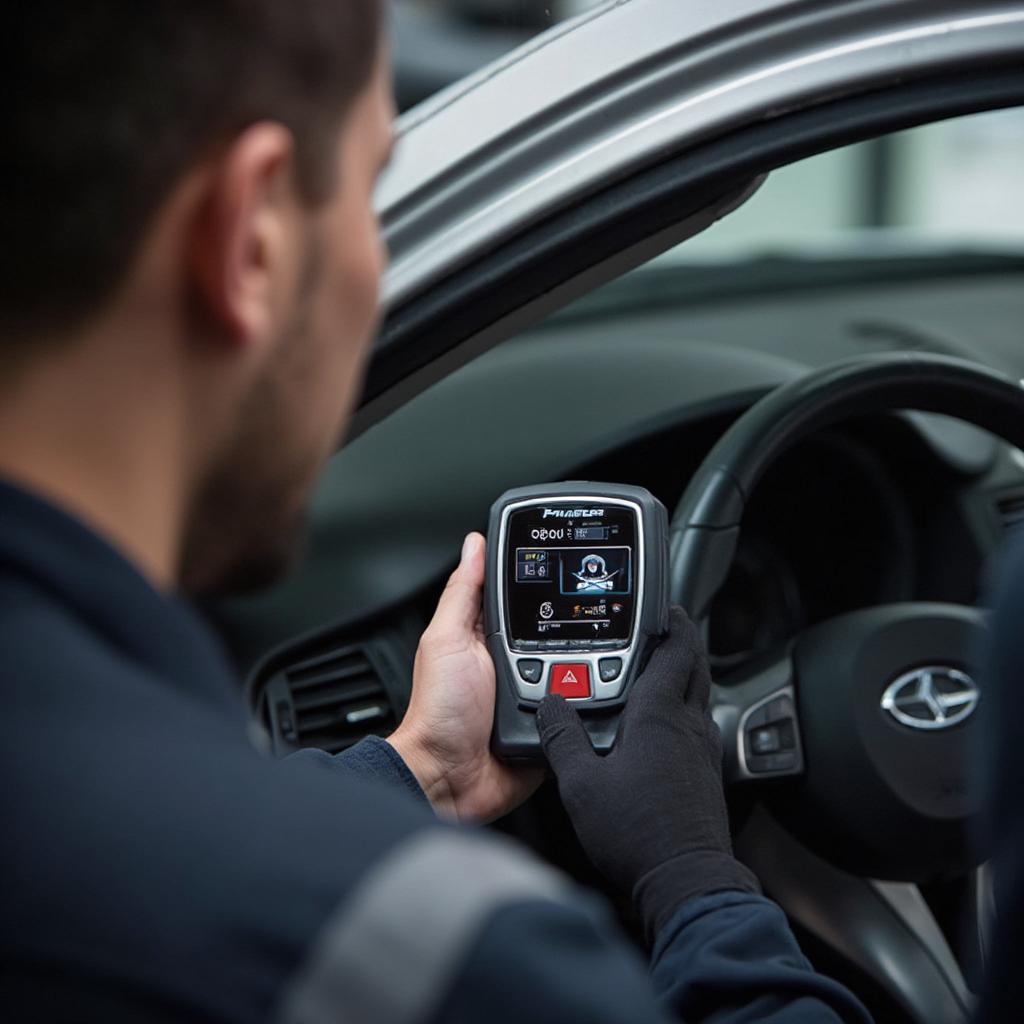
[517,660,544,685]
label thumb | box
[537,695,595,775]
[427,533,485,641]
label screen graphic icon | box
[572,553,620,593]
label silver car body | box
[380,0,1024,314]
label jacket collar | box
[0,476,240,712]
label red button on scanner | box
[549,664,591,699]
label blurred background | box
[393,0,598,110]
[391,0,1024,259]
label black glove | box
[536,606,760,945]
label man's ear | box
[188,122,300,350]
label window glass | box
[666,108,1024,264]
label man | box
[0,3,869,1021]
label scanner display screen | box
[504,503,638,647]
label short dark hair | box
[1,1,382,344]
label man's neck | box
[0,332,190,592]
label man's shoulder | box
[0,571,434,1022]
[0,566,431,848]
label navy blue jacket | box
[0,479,867,1022]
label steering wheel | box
[670,352,1024,1024]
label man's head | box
[1,2,393,594]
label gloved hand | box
[537,606,760,944]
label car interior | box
[210,105,1024,1023]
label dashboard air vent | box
[263,644,396,755]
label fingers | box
[635,607,697,702]
[630,607,714,710]
[424,534,486,644]
[537,695,595,774]
[686,632,713,712]
[666,606,712,711]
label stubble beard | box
[179,237,327,599]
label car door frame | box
[359,0,1024,440]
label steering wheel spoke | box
[711,650,805,784]
[735,805,983,1024]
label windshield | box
[527,106,1024,329]
[662,108,1024,265]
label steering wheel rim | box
[670,352,1024,618]
[669,352,1024,1023]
